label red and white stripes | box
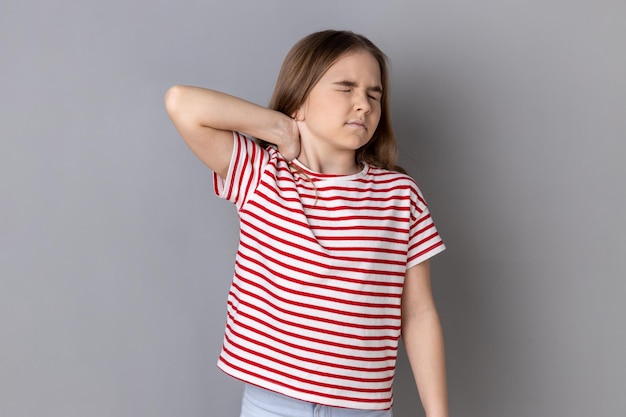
[212,132,445,410]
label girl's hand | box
[277,117,301,161]
[165,86,302,174]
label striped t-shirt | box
[213,132,445,410]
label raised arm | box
[401,260,449,417]
[164,85,300,177]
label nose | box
[354,91,372,114]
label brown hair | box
[264,30,400,171]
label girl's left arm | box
[401,260,450,417]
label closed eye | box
[333,81,382,100]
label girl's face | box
[295,50,382,158]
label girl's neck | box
[297,144,361,175]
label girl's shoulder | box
[367,165,419,187]
[366,166,429,205]
[234,131,282,163]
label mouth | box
[346,120,367,129]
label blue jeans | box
[240,384,393,417]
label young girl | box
[165,30,449,417]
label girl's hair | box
[264,30,399,171]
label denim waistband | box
[239,383,393,417]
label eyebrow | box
[333,80,383,94]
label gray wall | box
[2,1,625,416]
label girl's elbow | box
[165,85,198,120]
[164,85,185,115]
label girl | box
[165,30,449,417]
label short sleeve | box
[213,132,270,211]
[406,185,446,268]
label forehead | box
[322,50,382,85]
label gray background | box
[2,0,625,416]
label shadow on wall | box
[389,74,535,415]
